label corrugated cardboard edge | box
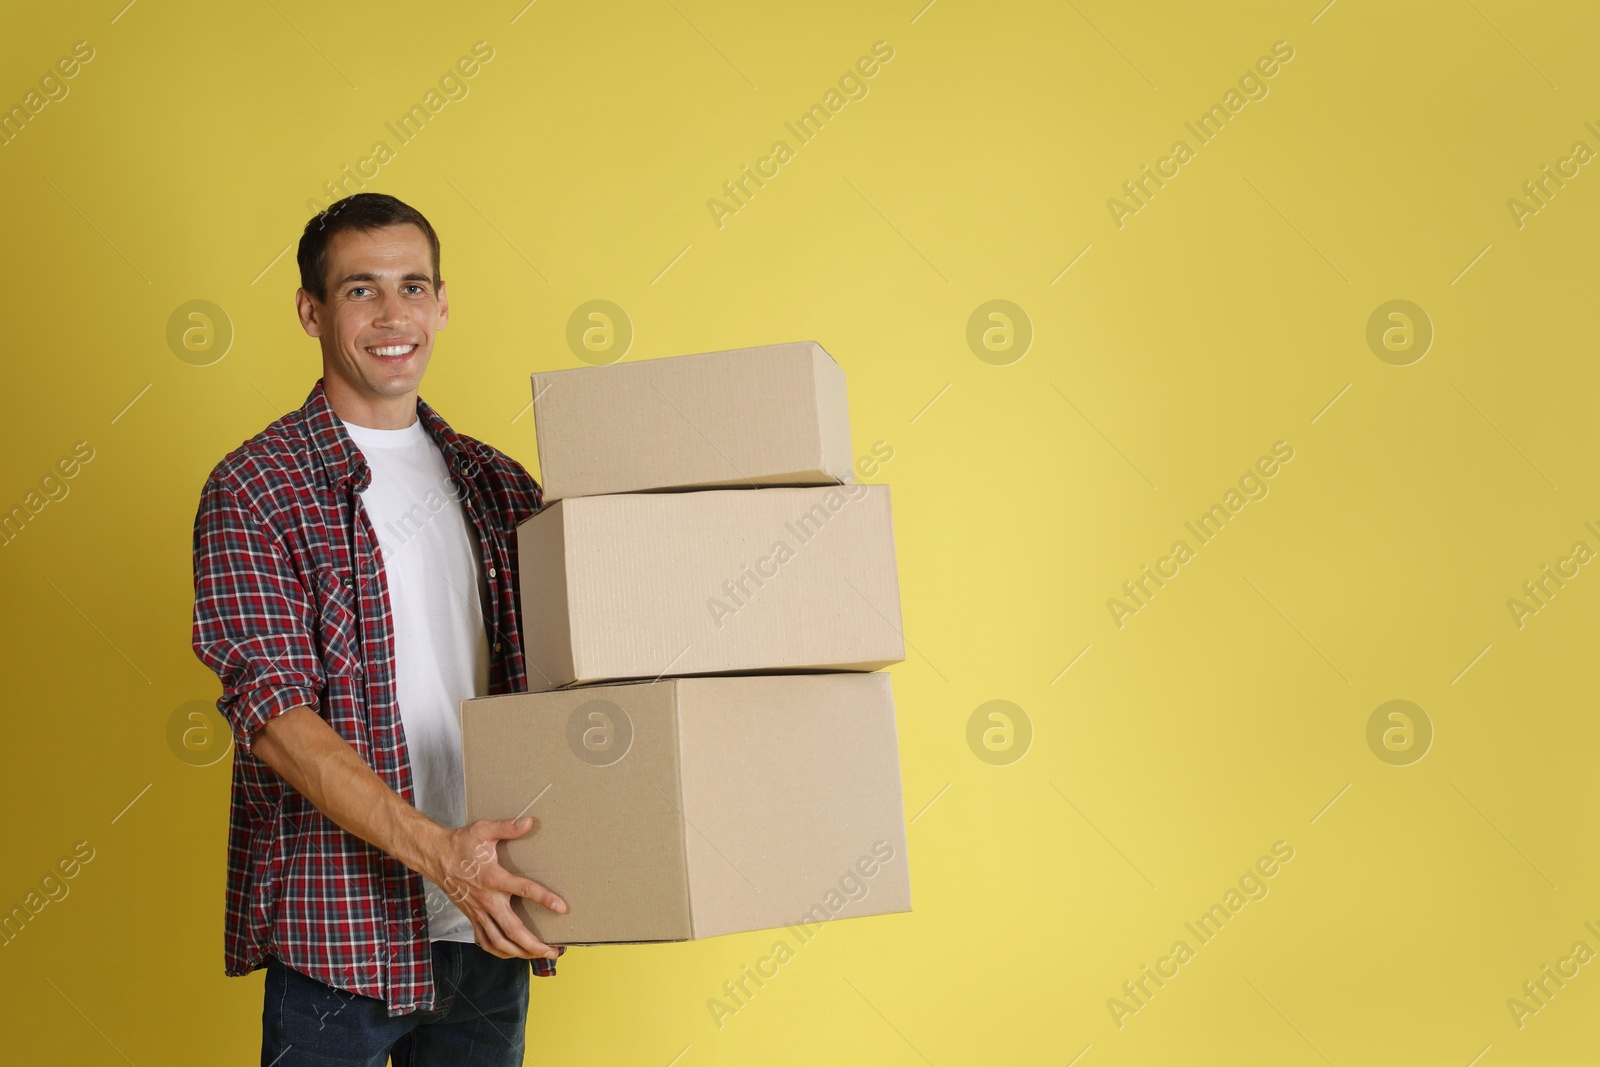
[457,694,475,814]
[882,673,912,915]
[807,341,855,486]
[874,484,908,661]
[667,681,699,941]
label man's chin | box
[360,359,428,394]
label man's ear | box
[295,287,324,338]
[435,279,449,331]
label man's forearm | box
[250,705,445,879]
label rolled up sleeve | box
[191,473,325,757]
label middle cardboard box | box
[517,483,905,691]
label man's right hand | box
[248,707,570,960]
[427,816,570,960]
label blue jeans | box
[260,940,532,1066]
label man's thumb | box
[506,816,532,835]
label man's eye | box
[349,287,370,297]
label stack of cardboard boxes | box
[459,341,912,946]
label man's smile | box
[365,342,419,360]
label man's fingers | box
[517,876,568,915]
[477,862,568,914]
[462,881,561,960]
[491,897,559,959]
[443,819,565,959]
[464,815,533,845]
[473,910,520,959]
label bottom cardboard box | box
[459,672,911,945]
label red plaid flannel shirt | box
[190,377,564,1017]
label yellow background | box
[1,0,1596,1063]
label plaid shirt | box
[190,377,564,1018]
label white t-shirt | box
[342,415,487,944]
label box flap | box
[460,685,693,944]
[518,501,575,690]
[809,342,854,488]
[673,673,911,940]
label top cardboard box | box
[530,340,854,501]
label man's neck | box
[323,374,419,430]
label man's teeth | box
[368,344,415,356]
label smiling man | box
[190,192,567,1066]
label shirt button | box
[488,567,497,578]
[493,642,502,652]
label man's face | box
[297,223,447,405]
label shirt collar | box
[299,377,484,492]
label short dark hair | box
[297,192,442,302]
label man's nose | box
[374,290,406,326]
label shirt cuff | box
[233,683,318,758]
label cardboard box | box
[459,672,911,944]
[518,484,905,690]
[530,340,854,500]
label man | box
[191,192,568,1065]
